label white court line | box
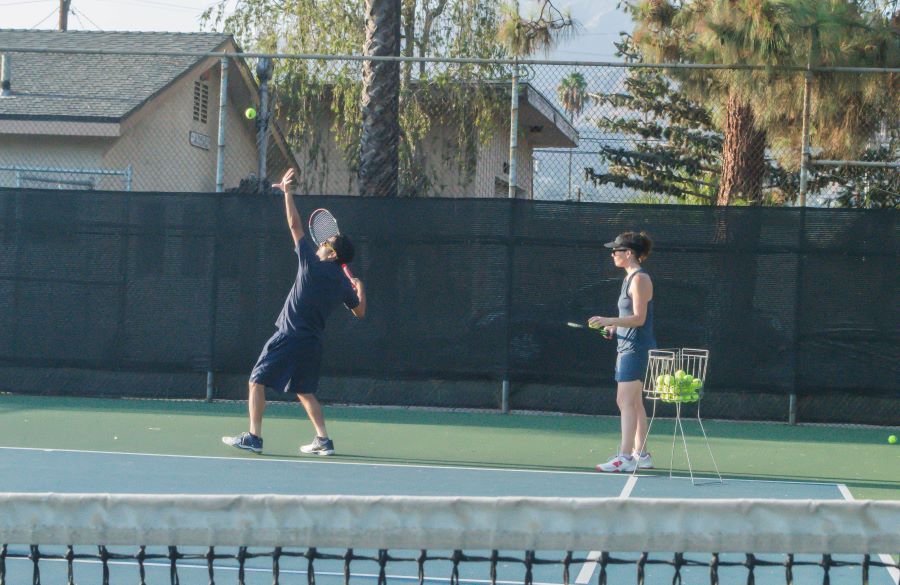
[0,446,612,478]
[574,474,638,584]
[0,446,849,488]
[838,484,899,585]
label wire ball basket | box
[643,348,709,404]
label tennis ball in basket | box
[663,374,674,386]
[890,435,897,444]
[692,378,703,389]
[674,370,685,380]
[245,107,257,120]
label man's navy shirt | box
[275,236,359,338]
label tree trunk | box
[717,93,767,205]
[359,0,401,197]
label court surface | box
[1,395,898,585]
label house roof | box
[0,30,233,121]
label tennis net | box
[1,494,898,585]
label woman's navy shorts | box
[250,331,323,394]
[615,350,649,383]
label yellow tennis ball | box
[245,107,257,120]
[890,435,897,444]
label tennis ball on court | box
[245,107,257,120]
[890,435,897,444]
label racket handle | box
[342,263,355,280]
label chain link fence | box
[0,32,897,206]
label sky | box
[0,0,634,60]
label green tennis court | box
[1,395,897,500]
[1,394,898,585]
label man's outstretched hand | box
[273,168,295,193]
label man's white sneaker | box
[636,452,654,469]
[300,436,335,456]
[595,454,637,473]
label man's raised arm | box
[273,169,303,246]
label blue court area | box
[1,447,896,585]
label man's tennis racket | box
[308,208,354,281]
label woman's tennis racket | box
[308,208,354,281]
[567,321,610,337]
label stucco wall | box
[290,110,535,198]
[0,58,264,193]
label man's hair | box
[331,235,355,264]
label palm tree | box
[627,0,898,205]
[558,72,588,121]
[557,72,588,199]
[359,0,402,197]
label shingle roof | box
[0,30,233,121]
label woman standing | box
[589,232,656,473]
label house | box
[0,29,294,192]
[292,80,579,198]
[0,29,577,198]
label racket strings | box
[309,211,340,246]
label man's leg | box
[297,392,334,456]
[221,380,266,453]
[297,392,327,438]
[249,381,267,437]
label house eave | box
[520,83,579,149]
[0,117,120,137]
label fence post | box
[798,28,818,207]
[207,56,229,401]
[256,57,275,193]
[798,71,813,207]
[501,51,521,413]
[508,61,520,199]
[215,56,228,194]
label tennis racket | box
[308,208,354,281]
[567,321,611,337]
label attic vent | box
[193,81,209,124]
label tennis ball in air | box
[890,435,897,444]
[245,107,257,120]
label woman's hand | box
[588,316,614,329]
[602,325,616,340]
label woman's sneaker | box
[221,432,263,454]
[595,454,637,473]
[300,436,335,456]
[636,452,654,469]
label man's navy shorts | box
[615,350,649,383]
[250,331,323,394]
